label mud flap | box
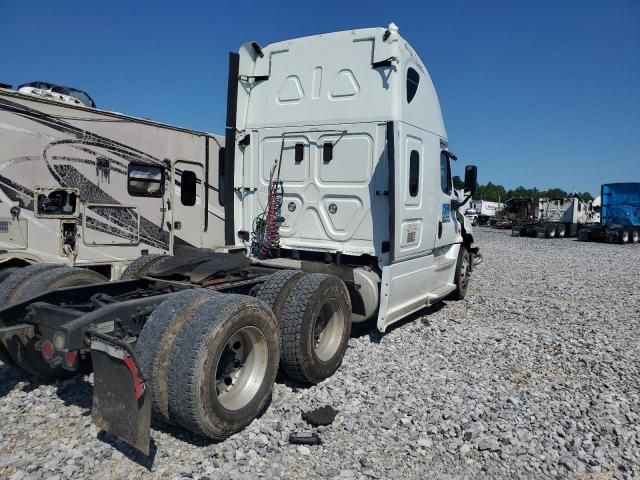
[90,335,152,455]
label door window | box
[180,170,197,206]
[439,152,452,195]
[409,150,420,197]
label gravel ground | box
[1,229,639,480]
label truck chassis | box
[0,252,367,453]
[577,224,640,244]
[512,220,579,239]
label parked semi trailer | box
[0,83,226,281]
[578,183,640,244]
[0,25,480,454]
[470,200,503,226]
[511,196,593,238]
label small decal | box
[406,222,418,244]
[442,203,452,223]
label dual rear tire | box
[256,271,352,385]
[556,223,567,238]
[136,290,280,440]
[120,254,169,280]
[0,265,107,378]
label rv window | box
[127,163,164,197]
[440,152,452,195]
[409,150,420,197]
[407,67,420,104]
[181,170,197,206]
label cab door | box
[391,123,438,261]
[171,160,204,250]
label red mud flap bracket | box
[90,334,152,455]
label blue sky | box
[1,0,638,195]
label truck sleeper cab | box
[230,23,479,330]
[0,25,479,454]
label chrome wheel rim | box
[313,298,344,362]
[621,231,629,243]
[632,231,639,243]
[459,254,470,291]
[215,326,268,411]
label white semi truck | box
[0,83,226,281]
[0,25,480,454]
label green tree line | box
[452,177,594,203]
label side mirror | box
[464,165,477,196]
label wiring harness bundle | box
[251,141,284,258]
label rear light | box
[65,351,78,368]
[41,340,54,360]
[123,355,145,400]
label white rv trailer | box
[0,25,480,453]
[0,86,226,279]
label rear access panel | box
[250,123,388,255]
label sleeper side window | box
[440,152,452,195]
[127,163,164,197]
[180,170,197,206]
[409,150,420,197]
[407,67,420,104]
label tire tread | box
[280,273,351,384]
[0,263,61,304]
[120,254,168,280]
[135,289,218,423]
[255,270,305,319]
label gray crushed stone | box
[0,229,638,479]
